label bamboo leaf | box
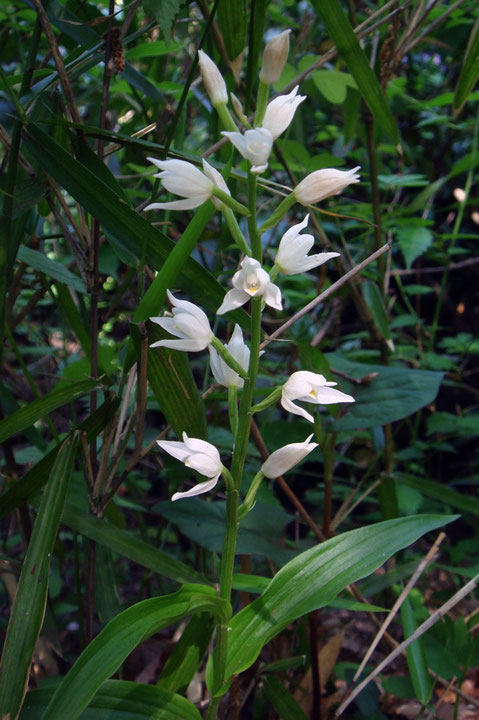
[309,0,400,143]
[0,378,102,444]
[209,515,457,693]
[43,586,231,720]
[401,596,433,704]
[263,675,309,720]
[453,18,479,113]
[0,433,80,719]
[20,680,202,720]
[217,0,247,61]
[157,613,215,693]
[16,245,86,293]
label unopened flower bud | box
[294,167,361,206]
[259,29,291,84]
[198,49,228,107]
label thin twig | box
[353,532,446,682]
[336,572,479,716]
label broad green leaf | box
[401,597,433,703]
[263,675,309,720]
[453,18,479,112]
[210,514,456,692]
[0,397,119,518]
[95,545,122,625]
[0,377,102,444]
[245,0,269,110]
[217,0,247,61]
[130,321,207,440]
[0,433,80,718]
[157,613,214,693]
[154,499,297,565]
[397,472,479,517]
[20,680,201,720]
[426,411,479,437]
[43,585,231,720]
[126,40,183,59]
[61,503,207,586]
[325,354,444,431]
[361,281,392,344]
[396,225,434,269]
[311,69,357,104]
[17,245,86,293]
[309,0,399,143]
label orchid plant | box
[147,32,359,717]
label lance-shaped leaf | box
[0,433,80,719]
[43,585,231,720]
[208,514,457,693]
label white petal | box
[261,435,318,478]
[221,131,248,157]
[183,434,221,459]
[157,439,190,462]
[144,198,207,211]
[202,160,231,197]
[262,282,283,310]
[281,394,314,423]
[217,288,250,315]
[186,452,222,477]
[172,475,220,501]
[314,387,355,404]
[150,338,207,351]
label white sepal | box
[150,290,213,352]
[294,167,360,206]
[275,214,340,275]
[282,370,355,423]
[217,257,282,314]
[261,434,318,478]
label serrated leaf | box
[143,0,182,39]
[43,586,231,720]
[396,225,433,269]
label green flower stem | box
[254,80,269,127]
[221,465,235,492]
[258,192,296,234]
[216,102,240,133]
[211,337,248,380]
[269,264,280,282]
[228,386,239,437]
[250,386,282,414]
[238,470,265,520]
[213,188,250,216]
[223,207,251,255]
[248,173,261,260]
[208,297,262,704]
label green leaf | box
[396,225,434,270]
[426,411,479,437]
[142,0,182,38]
[61,503,207,586]
[309,0,399,143]
[20,680,201,720]
[43,585,231,720]
[0,377,102,444]
[130,320,207,439]
[361,281,392,343]
[126,40,183,59]
[311,69,357,104]
[401,597,433,703]
[325,354,444,431]
[397,472,479,517]
[217,0,247,61]
[453,18,479,112]
[0,397,119,518]
[210,514,456,692]
[16,245,86,292]
[263,675,309,720]
[0,433,80,718]
[157,613,214,693]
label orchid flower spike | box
[158,432,222,501]
[209,324,250,388]
[144,158,231,211]
[150,290,213,352]
[261,434,318,478]
[262,86,306,140]
[221,128,273,174]
[294,167,360,206]
[198,49,228,107]
[282,370,355,423]
[259,29,291,85]
[217,257,282,315]
[275,214,340,275]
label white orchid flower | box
[262,86,306,140]
[259,29,291,85]
[158,432,222,501]
[144,158,231,211]
[261,434,318,478]
[275,214,340,275]
[150,290,213,352]
[198,49,228,107]
[217,257,282,315]
[282,370,355,423]
[221,127,273,174]
[294,167,361,206]
[209,324,250,389]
